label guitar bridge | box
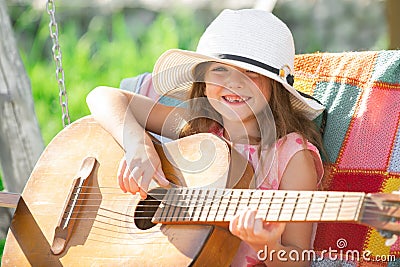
[50,157,97,255]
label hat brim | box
[153,49,325,120]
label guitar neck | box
[153,189,366,224]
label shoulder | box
[276,132,324,189]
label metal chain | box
[46,0,71,127]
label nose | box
[225,69,245,89]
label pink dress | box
[210,128,324,267]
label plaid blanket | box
[295,50,400,267]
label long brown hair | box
[179,63,223,137]
[268,79,325,154]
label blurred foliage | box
[273,0,388,53]
[0,238,4,262]
[9,5,206,144]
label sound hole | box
[134,188,167,230]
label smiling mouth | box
[222,95,251,103]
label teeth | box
[223,96,249,103]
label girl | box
[87,9,325,266]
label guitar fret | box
[244,191,252,209]
[220,189,233,222]
[185,188,196,222]
[216,189,227,221]
[225,190,240,220]
[266,191,284,221]
[307,192,325,221]
[173,188,183,222]
[277,192,287,221]
[321,192,342,221]
[236,190,252,214]
[199,189,211,222]
[292,192,312,221]
[278,191,298,221]
[192,188,203,222]
[290,192,300,221]
[319,193,329,221]
[338,193,363,221]
[304,192,313,221]
[179,188,190,222]
[207,189,223,222]
[253,190,264,220]
[160,189,173,222]
[234,190,244,216]
[353,194,365,220]
[213,189,223,221]
[167,189,180,222]
[335,193,345,221]
[198,188,208,222]
[258,191,272,220]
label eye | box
[211,65,228,72]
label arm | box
[86,86,183,143]
[230,149,318,267]
[86,86,185,198]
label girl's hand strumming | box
[117,133,169,199]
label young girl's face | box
[203,62,272,123]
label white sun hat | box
[152,9,325,120]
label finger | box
[117,158,127,193]
[229,213,240,235]
[122,166,132,193]
[154,165,169,186]
[253,218,264,235]
[237,210,246,231]
[128,166,142,195]
[243,209,256,231]
[138,168,154,199]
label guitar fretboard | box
[152,189,365,224]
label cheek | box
[205,83,222,98]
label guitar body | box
[2,116,242,266]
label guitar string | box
[63,208,392,219]
[60,186,399,221]
[64,190,398,212]
[77,185,400,201]
[61,212,395,222]
[66,198,386,210]
[61,201,398,221]
[74,186,400,209]
[65,197,388,211]
[66,193,397,210]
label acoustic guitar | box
[1,116,399,266]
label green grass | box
[0,239,4,263]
